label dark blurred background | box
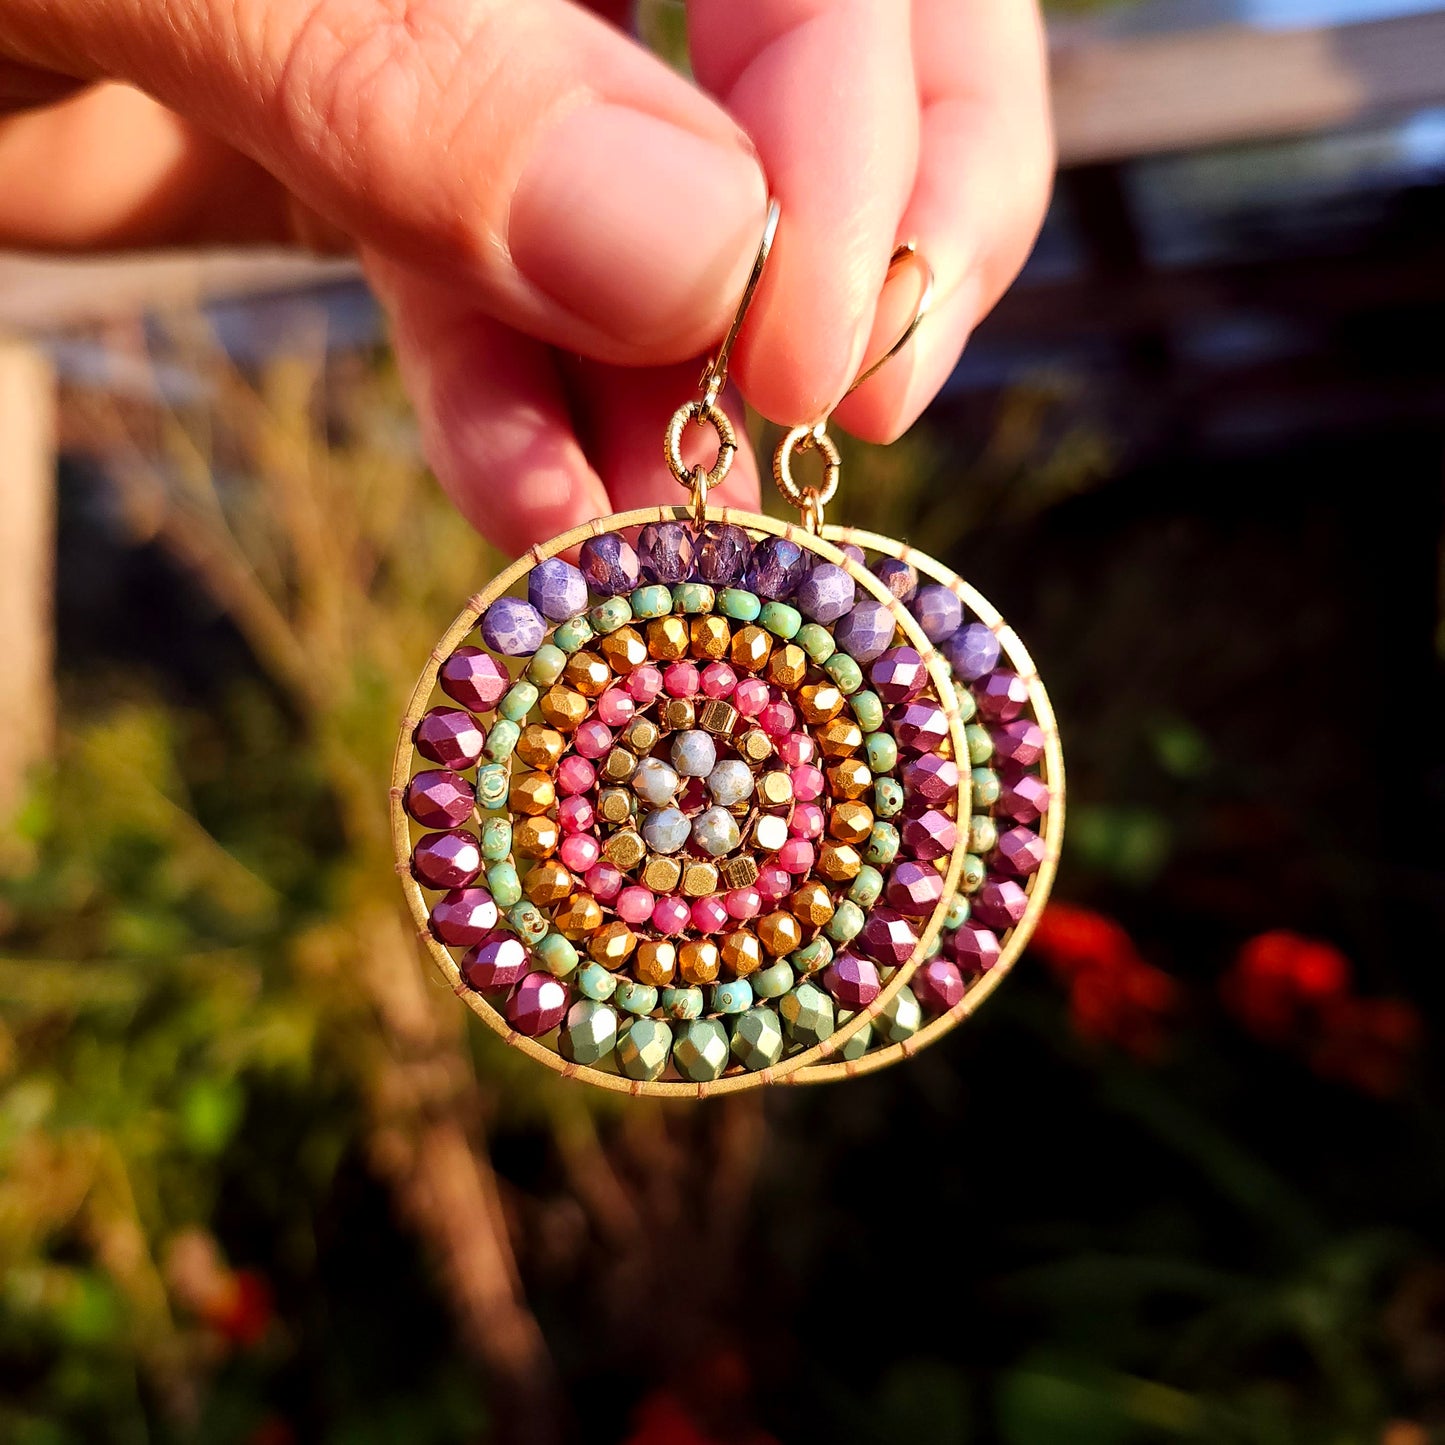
[2,1,1444,1441]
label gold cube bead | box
[737,728,774,764]
[646,616,690,661]
[690,615,731,659]
[513,815,560,859]
[756,910,803,957]
[829,800,874,844]
[682,860,720,897]
[720,930,764,978]
[828,758,872,799]
[635,940,678,988]
[588,920,638,968]
[757,770,794,808]
[597,788,633,825]
[730,625,773,672]
[524,859,574,905]
[798,682,846,725]
[790,881,835,928]
[602,828,646,871]
[515,724,566,769]
[539,686,588,732]
[640,854,683,894]
[600,747,638,783]
[552,893,603,939]
[817,717,864,757]
[816,842,863,882]
[662,697,696,731]
[564,650,612,697]
[679,940,722,985]
[699,699,738,738]
[753,814,789,852]
[599,626,648,674]
[509,771,556,815]
[719,855,760,891]
[767,644,807,690]
[621,716,660,755]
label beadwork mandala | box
[393,506,1051,1095]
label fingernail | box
[510,104,767,352]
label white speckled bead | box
[692,805,742,858]
[670,729,718,778]
[633,755,679,806]
[706,758,754,806]
[641,806,691,854]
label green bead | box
[848,865,884,908]
[865,732,898,773]
[474,764,509,809]
[795,622,836,664]
[752,961,795,999]
[922,931,943,961]
[660,985,703,1021]
[534,932,580,978]
[672,582,716,615]
[630,584,673,619]
[719,588,761,622]
[553,616,594,653]
[758,601,801,639]
[558,1000,618,1065]
[711,979,754,1015]
[850,690,885,733]
[953,681,977,723]
[576,961,617,1002]
[972,768,1001,807]
[780,981,835,1048]
[944,892,971,931]
[615,980,658,1016]
[499,680,538,723]
[672,1018,730,1083]
[875,985,922,1045]
[484,718,520,763]
[823,653,863,694]
[589,596,632,634]
[789,936,833,976]
[826,900,864,944]
[506,901,548,944]
[969,814,999,854]
[480,816,512,862]
[966,723,994,765]
[616,1017,671,1081]
[874,777,904,817]
[731,1007,784,1072]
[835,1009,872,1060]
[526,643,567,686]
[485,861,522,908]
[961,854,987,894]
[866,821,900,866]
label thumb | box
[4,0,767,363]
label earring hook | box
[699,196,781,409]
[843,241,936,398]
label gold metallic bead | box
[699,699,738,738]
[829,800,874,844]
[552,893,603,939]
[600,747,638,784]
[828,758,872,799]
[588,920,638,968]
[737,728,773,764]
[797,682,845,725]
[681,860,720,897]
[730,625,773,672]
[647,616,689,661]
[564,650,612,697]
[513,815,560,859]
[602,828,646,871]
[817,717,864,757]
[640,853,683,894]
[679,940,721,985]
[515,724,566,769]
[753,814,789,852]
[635,940,677,988]
[816,842,863,882]
[757,770,794,808]
[621,716,660,755]
[719,855,760,890]
[690,615,731,660]
[509,771,556,815]
[662,697,696,731]
[757,910,803,957]
[790,881,835,928]
[599,626,648,674]
[539,686,588,732]
[720,930,763,978]
[767,644,807,690]
[597,787,633,825]
[524,859,574,905]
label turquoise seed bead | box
[535,932,580,978]
[615,980,659,1016]
[827,900,864,944]
[789,936,833,975]
[474,764,509,809]
[558,1000,618,1065]
[954,682,977,723]
[874,778,904,817]
[589,596,632,634]
[526,643,566,686]
[630,584,673,619]
[732,1007,785,1071]
[850,690,885,733]
[480,816,512,862]
[780,982,835,1048]
[795,622,836,664]
[875,985,922,1044]
[553,616,594,653]
[484,718,520,763]
[671,582,716,615]
[712,978,754,1015]
[576,961,618,1002]
[823,653,863,694]
[758,601,801,639]
[961,854,987,893]
[866,821,900,866]
[485,861,522,908]
[661,985,703,1021]
[944,893,971,931]
[672,1018,730,1083]
[836,1010,872,1060]
[617,1017,671,1081]
[972,768,1001,807]
[506,901,549,944]
[866,732,898,773]
[970,814,999,854]
[499,680,538,723]
[719,588,761,622]
[752,961,795,999]
[922,931,943,961]
[848,865,884,908]
[965,724,994,765]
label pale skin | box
[0,0,1053,555]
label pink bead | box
[758,864,792,900]
[691,896,729,933]
[663,661,700,698]
[791,765,825,801]
[556,755,596,796]
[701,662,737,698]
[584,861,624,901]
[652,896,691,935]
[558,796,594,832]
[628,665,664,703]
[725,886,761,920]
[778,731,816,767]
[778,838,815,875]
[734,678,769,716]
[596,687,635,727]
[758,700,796,738]
[617,886,656,925]
[790,801,825,839]
[573,719,612,759]
[558,833,600,872]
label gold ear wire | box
[844,242,936,398]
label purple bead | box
[461,933,531,991]
[795,562,856,624]
[429,887,500,947]
[994,719,1046,768]
[953,923,1001,975]
[695,522,752,586]
[528,558,588,621]
[870,646,927,705]
[414,706,485,770]
[973,879,1029,931]
[439,647,509,712]
[901,809,958,862]
[872,557,917,604]
[857,907,920,967]
[481,597,545,656]
[834,600,896,665]
[886,861,945,914]
[946,622,1000,682]
[902,754,960,806]
[822,953,881,1009]
[914,958,966,1013]
[405,770,476,829]
[996,825,1047,877]
[999,770,1051,823]
[506,972,569,1036]
[911,584,963,643]
[978,671,1029,723]
[837,543,866,566]
[891,701,949,752]
[637,521,696,585]
[746,537,809,599]
[579,533,641,596]
[412,830,482,890]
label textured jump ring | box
[773,425,842,513]
[666,399,737,491]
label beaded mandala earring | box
[392,202,1063,1094]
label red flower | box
[1224,930,1352,1042]
[1311,996,1421,1098]
[1030,902,1137,979]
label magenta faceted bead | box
[460,933,531,991]
[891,701,949,753]
[999,769,1051,823]
[870,646,927,705]
[414,706,485,769]
[405,769,476,829]
[438,646,509,712]
[952,923,1001,975]
[996,825,1047,876]
[506,972,568,1036]
[901,809,958,862]
[430,887,500,946]
[914,957,966,1013]
[886,861,945,913]
[973,879,1029,931]
[902,753,960,806]
[978,671,1030,723]
[994,719,1046,768]
[857,907,920,966]
[412,830,482,889]
[823,953,881,1009]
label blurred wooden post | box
[0,338,55,830]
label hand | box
[0,0,1052,554]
